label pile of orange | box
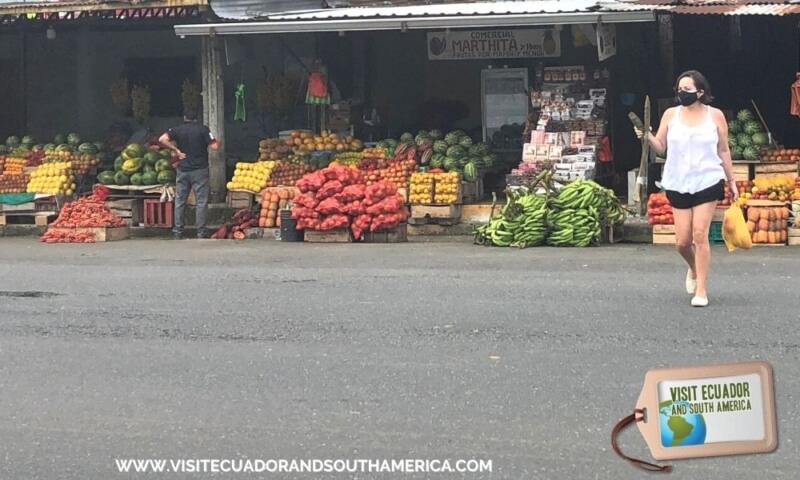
[285,130,364,153]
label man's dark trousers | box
[174,168,210,237]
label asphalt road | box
[0,238,798,480]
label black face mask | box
[677,91,700,107]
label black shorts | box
[665,180,725,210]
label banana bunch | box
[546,206,601,247]
[109,78,130,114]
[475,190,548,248]
[553,179,628,226]
[131,84,151,124]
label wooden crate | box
[362,222,408,243]
[460,178,485,204]
[731,163,751,181]
[48,226,130,242]
[601,223,624,244]
[304,228,353,243]
[409,204,462,226]
[652,224,676,245]
[105,199,142,226]
[0,212,56,226]
[788,228,800,246]
[0,201,36,213]
[227,190,255,209]
[754,161,797,179]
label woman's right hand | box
[633,126,651,140]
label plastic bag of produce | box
[722,204,753,252]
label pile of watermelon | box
[377,129,496,182]
[97,143,176,186]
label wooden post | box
[202,35,227,204]
[657,14,674,93]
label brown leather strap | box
[611,409,673,473]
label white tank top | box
[661,106,725,194]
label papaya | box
[121,158,143,175]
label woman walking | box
[636,70,738,307]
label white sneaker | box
[685,273,697,295]
[691,296,708,307]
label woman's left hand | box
[728,180,739,201]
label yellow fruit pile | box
[289,130,364,154]
[433,172,460,205]
[227,161,278,193]
[751,175,794,202]
[409,172,434,204]
[27,162,76,196]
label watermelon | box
[130,173,143,186]
[143,152,161,166]
[143,164,156,174]
[475,143,490,156]
[0,145,8,154]
[97,171,116,185]
[730,146,744,160]
[433,140,448,154]
[743,121,761,135]
[160,149,173,159]
[443,157,458,171]
[376,140,390,149]
[416,130,429,138]
[482,154,497,167]
[157,170,176,184]
[429,129,443,140]
[400,132,414,143]
[430,154,445,168]
[43,143,56,152]
[6,136,20,147]
[141,171,158,185]
[736,110,754,123]
[737,133,752,147]
[122,143,147,159]
[728,136,738,149]
[94,142,107,152]
[444,132,461,146]
[385,138,398,148]
[114,171,130,185]
[155,159,171,173]
[446,145,466,158]
[727,119,740,135]
[67,133,81,146]
[415,134,432,146]
[751,132,768,146]
[21,135,35,146]
[742,146,759,161]
[54,134,66,144]
[463,162,478,182]
[56,144,73,153]
[78,143,97,154]
[459,136,473,148]
[114,155,124,171]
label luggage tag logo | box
[612,361,778,473]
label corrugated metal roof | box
[270,0,622,20]
[607,0,800,15]
[177,0,654,35]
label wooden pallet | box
[105,199,142,226]
[408,204,462,226]
[362,222,408,243]
[47,226,130,242]
[0,211,57,226]
[304,228,352,243]
[652,224,676,245]
[731,163,750,182]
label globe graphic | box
[659,401,707,447]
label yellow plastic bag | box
[722,204,753,252]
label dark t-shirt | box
[166,122,216,171]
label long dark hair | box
[675,70,714,104]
